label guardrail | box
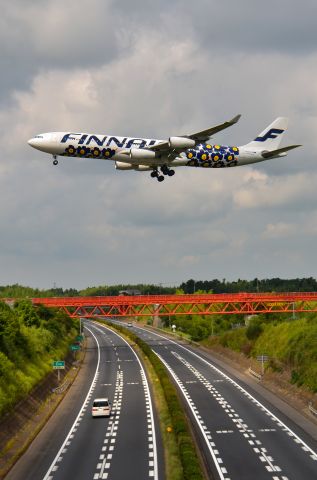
[308,402,317,417]
[52,379,70,394]
[248,367,262,381]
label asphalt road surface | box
[121,321,317,480]
[6,322,163,480]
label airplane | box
[28,116,301,182]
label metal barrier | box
[248,367,262,381]
[52,379,70,395]
[308,402,317,417]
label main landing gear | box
[52,155,58,165]
[150,165,175,182]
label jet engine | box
[115,161,134,170]
[169,137,196,149]
[115,161,151,171]
[129,148,156,160]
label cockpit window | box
[35,135,44,139]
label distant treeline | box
[179,277,317,294]
[0,277,317,298]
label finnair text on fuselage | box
[60,133,159,149]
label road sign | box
[76,335,83,341]
[257,355,269,362]
[70,344,80,351]
[257,354,269,375]
[53,361,65,369]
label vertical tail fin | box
[243,117,288,151]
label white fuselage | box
[28,131,268,169]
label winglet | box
[230,114,241,125]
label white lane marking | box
[155,352,229,480]
[216,430,234,434]
[91,322,159,480]
[134,325,317,460]
[175,351,281,471]
[171,351,281,473]
[42,326,100,480]
[97,370,122,480]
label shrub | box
[246,321,263,340]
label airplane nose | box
[27,133,56,154]
[27,135,47,150]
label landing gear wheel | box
[53,159,58,166]
[167,169,175,176]
[151,170,158,178]
[157,175,165,182]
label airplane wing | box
[148,114,241,154]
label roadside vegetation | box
[159,310,317,393]
[223,313,317,391]
[0,300,78,417]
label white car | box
[92,398,111,417]
[127,322,132,327]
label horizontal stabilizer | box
[261,144,302,159]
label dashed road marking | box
[172,350,284,476]
[42,326,101,480]
[136,326,317,464]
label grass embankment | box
[99,320,205,480]
[204,314,317,392]
[0,300,78,417]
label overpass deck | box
[31,292,317,318]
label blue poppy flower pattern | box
[77,146,90,156]
[64,145,77,156]
[62,146,116,159]
[186,143,239,168]
[102,148,116,159]
[61,141,238,168]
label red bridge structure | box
[31,292,317,318]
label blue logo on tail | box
[255,128,284,142]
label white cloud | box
[262,222,296,239]
[233,172,317,209]
[1,1,317,288]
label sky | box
[1,0,317,290]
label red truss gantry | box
[31,292,317,318]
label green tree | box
[14,299,40,327]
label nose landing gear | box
[150,166,175,181]
[53,155,58,166]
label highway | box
[119,321,317,480]
[6,322,162,480]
